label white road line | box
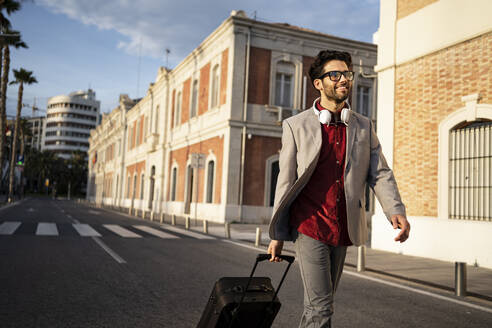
[160,225,216,240]
[36,223,59,236]
[72,224,101,237]
[343,270,492,314]
[89,210,100,215]
[223,239,265,252]
[133,225,179,239]
[103,224,142,238]
[0,221,22,235]
[91,237,126,264]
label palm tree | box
[7,68,36,202]
[0,30,26,186]
[0,0,21,190]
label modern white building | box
[372,0,492,268]
[43,89,100,158]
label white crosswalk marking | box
[0,221,21,235]
[103,224,142,238]
[36,223,59,236]
[160,225,216,240]
[72,223,101,237]
[133,225,179,239]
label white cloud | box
[38,0,379,65]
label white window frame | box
[190,79,199,119]
[264,154,280,207]
[170,164,178,202]
[210,64,220,109]
[184,159,194,207]
[136,119,141,146]
[203,153,217,204]
[355,83,372,118]
[174,90,182,127]
[438,94,492,220]
[140,173,145,200]
[274,66,294,108]
[132,174,137,199]
[269,53,302,110]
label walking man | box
[267,50,410,327]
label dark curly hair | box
[308,50,352,86]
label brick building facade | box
[88,10,377,224]
[373,0,492,268]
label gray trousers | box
[294,233,348,328]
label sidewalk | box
[186,221,492,302]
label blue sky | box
[6,0,379,116]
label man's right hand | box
[267,240,284,262]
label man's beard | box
[325,85,350,104]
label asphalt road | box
[1,197,491,327]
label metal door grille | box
[449,121,491,221]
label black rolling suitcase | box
[197,253,295,328]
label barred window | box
[449,121,491,221]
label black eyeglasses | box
[318,71,354,82]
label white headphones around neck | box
[312,98,351,126]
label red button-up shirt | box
[289,101,352,246]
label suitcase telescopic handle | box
[231,253,295,327]
[257,253,295,263]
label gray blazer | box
[268,103,406,246]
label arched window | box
[171,166,177,201]
[206,160,215,203]
[438,95,492,221]
[211,64,220,109]
[274,61,295,108]
[191,79,198,118]
[449,121,492,221]
[140,173,145,200]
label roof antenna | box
[165,48,170,68]
[137,37,142,98]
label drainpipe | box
[118,103,128,208]
[160,71,171,215]
[238,26,251,223]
